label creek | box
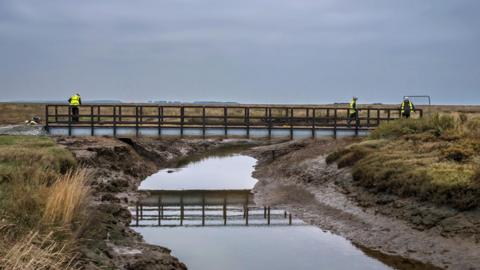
[131,154,392,270]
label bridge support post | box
[135,204,139,226]
[158,196,162,226]
[311,108,316,138]
[202,107,206,139]
[113,106,117,137]
[289,213,292,225]
[202,194,205,226]
[267,206,271,225]
[223,197,227,226]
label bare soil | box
[248,139,480,270]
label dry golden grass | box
[43,170,90,227]
[0,136,88,269]
[0,231,78,270]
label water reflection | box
[132,154,394,270]
[131,190,297,227]
[139,155,257,190]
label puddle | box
[132,154,394,270]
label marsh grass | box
[43,170,90,227]
[0,231,78,270]
[0,135,88,269]
[327,115,480,209]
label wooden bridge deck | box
[45,104,422,138]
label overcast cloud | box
[0,0,479,104]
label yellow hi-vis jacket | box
[349,99,357,115]
[401,100,414,114]
[69,95,81,106]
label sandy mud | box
[249,139,480,270]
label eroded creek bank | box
[56,136,480,270]
[248,139,480,270]
[55,136,263,269]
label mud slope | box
[54,136,258,270]
[249,139,480,270]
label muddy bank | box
[249,139,480,270]
[54,136,263,270]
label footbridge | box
[45,104,422,139]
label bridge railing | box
[45,104,423,137]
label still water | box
[133,154,392,270]
[139,155,257,190]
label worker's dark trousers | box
[71,107,79,122]
[402,113,411,118]
[348,112,358,127]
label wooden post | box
[135,106,139,137]
[245,206,249,226]
[267,206,271,225]
[224,107,228,137]
[355,110,359,136]
[246,107,250,139]
[202,194,205,226]
[180,194,184,226]
[289,108,293,140]
[367,108,370,128]
[202,107,206,139]
[45,105,50,132]
[387,109,391,122]
[268,108,272,139]
[223,197,227,225]
[160,106,164,136]
[158,196,162,226]
[140,205,143,220]
[333,108,337,138]
[158,106,162,136]
[289,213,292,225]
[264,206,267,219]
[284,211,287,218]
[90,106,94,136]
[312,108,316,138]
[180,107,184,137]
[113,106,117,137]
[135,204,139,226]
[68,105,72,136]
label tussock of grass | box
[327,115,480,210]
[43,170,90,227]
[0,135,88,269]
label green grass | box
[0,135,86,270]
[327,114,480,210]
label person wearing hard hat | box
[401,97,415,118]
[347,96,359,127]
[68,93,82,123]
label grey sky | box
[1,0,479,104]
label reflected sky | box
[134,226,391,270]
[139,155,258,190]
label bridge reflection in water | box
[130,190,298,227]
